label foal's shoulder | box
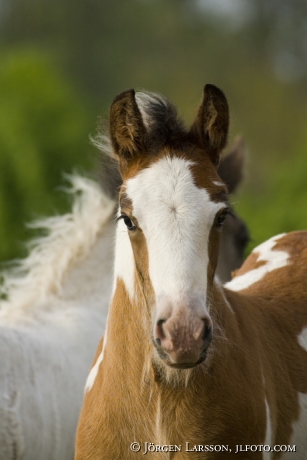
[225,231,307,294]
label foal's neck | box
[101,277,239,449]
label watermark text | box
[129,442,297,455]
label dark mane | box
[135,91,186,151]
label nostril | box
[155,318,167,347]
[202,323,213,344]
[157,318,166,328]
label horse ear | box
[190,84,229,166]
[109,89,146,165]
[218,136,245,194]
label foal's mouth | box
[152,329,212,370]
[164,354,208,369]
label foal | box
[75,85,307,459]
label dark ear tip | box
[112,88,135,105]
[204,84,226,99]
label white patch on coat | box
[216,278,235,313]
[122,156,225,305]
[85,327,107,393]
[298,327,307,352]
[212,180,225,187]
[221,291,235,314]
[225,234,289,292]
[263,398,272,459]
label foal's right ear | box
[189,84,229,167]
[109,89,146,166]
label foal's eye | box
[216,210,229,228]
[118,215,137,231]
[123,216,135,230]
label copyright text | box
[129,442,297,455]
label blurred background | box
[1,0,307,261]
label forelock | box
[135,91,186,151]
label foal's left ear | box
[190,84,229,166]
[109,89,146,166]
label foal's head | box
[110,85,229,370]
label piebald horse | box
[0,145,246,457]
[75,85,307,459]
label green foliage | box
[1,0,307,263]
[0,48,93,260]
[234,131,307,252]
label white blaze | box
[117,156,224,303]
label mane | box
[0,174,116,313]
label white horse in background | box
[0,138,248,459]
[0,175,115,460]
